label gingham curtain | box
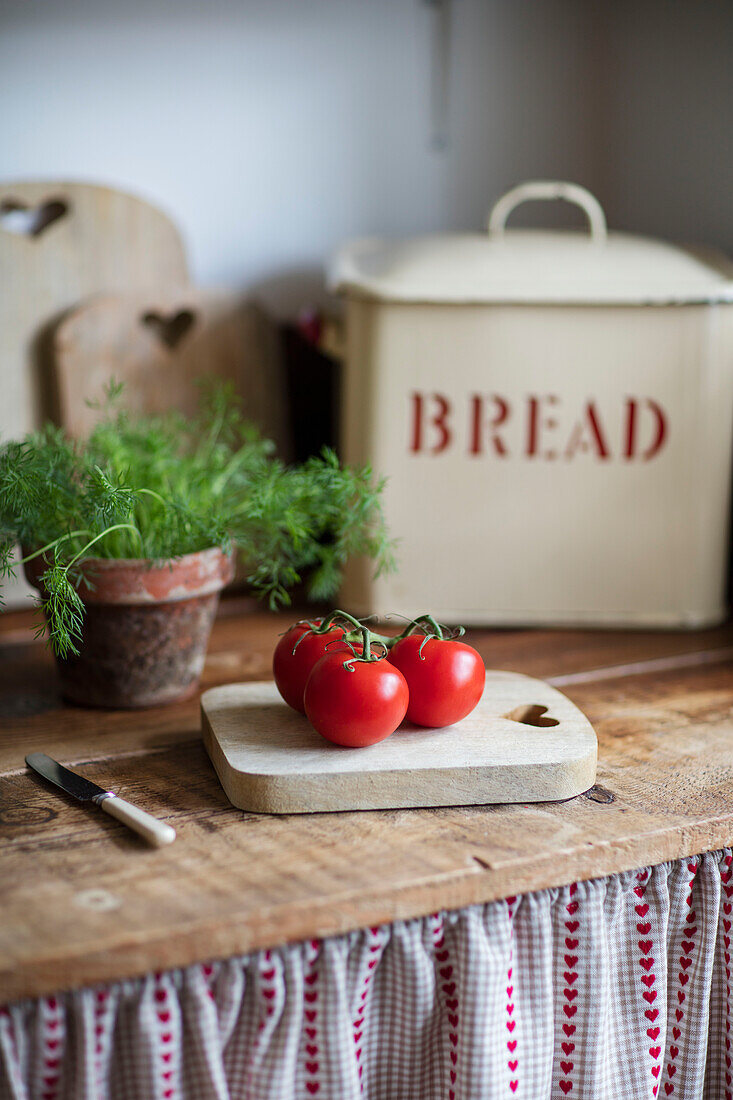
[3,849,733,1100]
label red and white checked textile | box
[3,848,733,1099]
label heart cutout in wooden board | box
[0,197,69,238]
[53,290,288,455]
[141,308,196,350]
[504,704,559,727]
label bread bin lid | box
[330,180,733,306]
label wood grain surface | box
[202,675,598,812]
[2,606,733,1001]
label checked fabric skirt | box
[2,849,733,1099]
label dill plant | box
[0,383,395,657]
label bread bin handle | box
[488,180,608,243]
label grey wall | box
[587,1,733,252]
[1,0,731,314]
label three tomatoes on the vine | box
[272,616,485,749]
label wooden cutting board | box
[52,290,287,452]
[0,180,189,606]
[201,673,597,814]
[0,180,188,436]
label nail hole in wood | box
[73,888,121,912]
[584,784,615,804]
[503,704,559,727]
[0,197,69,237]
[141,308,196,350]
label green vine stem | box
[405,613,445,640]
[294,610,466,666]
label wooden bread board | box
[0,180,188,438]
[201,673,597,814]
[0,180,189,607]
[53,289,287,454]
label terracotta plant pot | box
[24,547,234,709]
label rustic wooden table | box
[2,601,733,1004]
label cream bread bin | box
[331,181,733,627]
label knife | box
[25,753,176,847]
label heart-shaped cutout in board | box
[504,704,559,727]
[0,197,69,237]
[141,309,196,350]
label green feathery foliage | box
[0,382,395,656]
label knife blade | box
[26,753,176,847]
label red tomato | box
[304,652,409,747]
[272,621,350,713]
[387,635,485,727]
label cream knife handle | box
[99,794,176,846]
